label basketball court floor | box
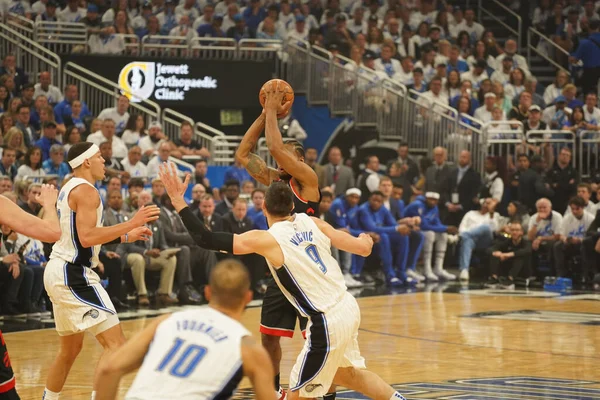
[4,284,600,399]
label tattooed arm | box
[235,113,279,186]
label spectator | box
[554,196,595,278]
[88,26,126,54]
[193,194,224,231]
[492,81,513,116]
[99,141,126,182]
[136,14,162,39]
[354,190,408,286]
[455,8,484,43]
[156,0,178,34]
[460,59,489,90]
[175,0,199,20]
[424,146,453,206]
[62,125,81,154]
[504,68,526,100]
[30,95,49,133]
[193,159,211,190]
[480,156,504,202]
[583,93,600,127]
[287,14,309,42]
[241,180,254,196]
[565,183,596,215]
[227,13,254,41]
[222,198,253,234]
[81,4,103,35]
[42,144,69,182]
[387,142,419,185]
[374,43,401,77]
[243,0,267,33]
[246,188,265,221]
[324,14,354,57]
[521,78,545,108]
[303,147,326,188]
[457,198,501,281]
[356,155,381,203]
[490,55,514,86]
[561,84,584,110]
[53,85,91,126]
[4,127,27,160]
[496,39,530,76]
[323,146,355,196]
[87,119,128,159]
[445,150,481,226]
[474,92,501,123]
[487,222,532,289]
[98,95,130,135]
[0,177,13,195]
[519,155,555,214]
[215,179,240,216]
[34,121,60,161]
[121,114,147,146]
[189,184,207,209]
[0,54,28,94]
[547,147,578,214]
[139,121,166,157]
[542,95,570,129]
[508,91,532,123]
[171,121,210,159]
[544,70,569,106]
[0,85,8,113]
[348,7,367,36]
[0,148,17,181]
[528,197,563,271]
[582,209,600,283]
[58,0,86,22]
[16,146,45,182]
[419,76,448,111]
[19,183,42,216]
[151,178,166,206]
[61,99,86,134]
[569,19,600,95]
[404,192,458,281]
[447,45,470,73]
[14,104,34,147]
[223,158,252,185]
[523,104,547,132]
[197,13,226,37]
[19,83,35,108]
[121,145,147,179]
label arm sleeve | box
[179,206,234,253]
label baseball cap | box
[363,50,376,60]
[336,14,347,22]
[346,188,361,197]
[555,95,567,103]
[149,121,162,130]
[43,121,57,128]
[295,15,305,22]
[368,15,378,22]
[46,0,57,7]
[87,4,98,12]
[529,104,541,112]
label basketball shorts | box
[289,292,366,398]
[260,278,308,338]
[44,259,119,336]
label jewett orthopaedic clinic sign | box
[62,54,275,108]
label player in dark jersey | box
[235,82,323,399]
[0,186,62,400]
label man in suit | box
[0,54,29,93]
[159,193,214,303]
[424,147,454,209]
[518,154,554,214]
[192,194,224,232]
[387,142,419,186]
[445,150,482,226]
[356,155,382,203]
[214,179,240,216]
[117,191,179,307]
[323,146,355,196]
[305,147,326,188]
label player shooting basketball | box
[234,80,324,399]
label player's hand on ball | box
[37,184,58,208]
[127,226,153,242]
[159,162,190,199]
[264,80,292,117]
[131,205,160,226]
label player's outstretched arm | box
[0,185,61,242]
[311,217,373,257]
[95,315,170,400]
[263,82,319,190]
[241,336,277,400]
[71,184,158,247]
[235,112,279,186]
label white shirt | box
[413,61,436,82]
[16,165,46,181]
[504,84,525,101]
[58,6,86,22]
[483,172,504,202]
[584,106,600,125]
[121,129,143,146]
[88,34,126,54]
[454,20,485,41]
[374,58,401,78]
[543,84,563,106]
[364,169,380,193]
[139,136,164,155]
[559,211,595,238]
[495,53,530,76]
[460,70,489,90]
[286,26,309,42]
[87,131,129,159]
[392,69,413,86]
[175,4,199,20]
[458,210,500,234]
[97,108,130,134]
[147,157,181,178]
[564,201,596,216]
[33,83,63,104]
[31,0,46,15]
[528,211,563,237]
[490,69,512,86]
[473,106,496,123]
[121,157,148,178]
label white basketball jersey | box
[266,213,347,316]
[50,177,103,268]
[126,307,251,400]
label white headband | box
[68,144,100,169]
[425,192,440,200]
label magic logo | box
[119,62,218,102]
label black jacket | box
[546,161,578,214]
[222,212,253,234]
[192,209,224,232]
[518,168,554,213]
[490,237,532,259]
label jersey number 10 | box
[157,337,207,378]
[305,244,327,274]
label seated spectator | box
[88,26,126,54]
[30,95,48,133]
[0,85,8,113]
[16,146,46,181]
[542,95,570,129]
[215,179,240,216]
[171,121,210,159]
[192,194,223,231]
[58,0,86,22]
[474,92,502,123]
[241,180,254,196]
[414,45,436,82]
[460,59,489,91]
[0,227,32,315]
[0,54,28,94]
[121,145,148,179]
[353,190,408,286]
[447,44,470,73]
[582,209,600,283]
[544,70,569,106]
[53,85,91,126]
[404,192,459,281]
[151,178,166,205]
[197,13,226,38]
[583,93,600,127]
[493,81,513,116]
[554,196,595,279]
[562,84,584,109]
[504,67,526,101]
[19,83,35,109]
[457,198,501,281]
[0,177,13,195]
[99,141,126,183]
[490,55,514,86]
[480,156,504,202]
[4,127,27,160]
[62,125,81,154]
[113,9,136,38]
[515,78,545,108]
[287,14,310,42]
[19,183,42,216]
[193,159,211,190]
[122,177,144,212]
[562,106,589,138]
[136,15,162,40]
[508,91,533,123]
[175,0,199,21]
[139,121,166,157]
[35,121,61,161]
[14,104,35,147]
[222,198,253,234]
[81,4,103,35]
[0,148,17,181]
[146,142,175,178]
[498,201,531,232]
[455,8,484,44]
[565,183,596,216]
[528,197,563,272]
[496,39,530,76]
[245,188,264,220]
[486,222,532,289]
[122,114,147,146]
[98,95,130,135]
[444,69,461,100]
[87,119,128,159]
[418,76,448,112]
[156,0,178,35]
[523,104,547,133]
[42,144,69,182]
[227,13,254,41]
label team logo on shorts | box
[83,309,100,321]
[305,384,323,393]
[118,62,155,103]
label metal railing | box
[189,37,237,60]
[377,78,407,140]
[63,62,161,127]
[328,55,356,116]
[34,20,88,54]
[142,35,189,57]
[194,121,226,164]
[306,46,332,106]
[527,28,570,75]
[278,39,310,94]
[579,131,600,179]
[478,0,522,49]
[238,38,282,62]
[161,108,194,142]
[0,22,62,88]
[6,12,34,39]
[119,34,140,55]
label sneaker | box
[425,271,439,282]
[459,269,469,281]
[404,276,417,285]
[484,277,499,288]
[354,274,377,286]
[344,273,364,288]
[406,269,426,282]
[388,277,403,287]
[436,269,457,281]
[276,387,287,400]
[498,277,515,290]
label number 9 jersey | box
[125,307,251,400]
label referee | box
[570,20,600,95]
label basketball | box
[259,79,294,118]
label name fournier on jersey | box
[176,319,229,343]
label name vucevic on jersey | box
[289,230,313,246]
[175,320,228,343]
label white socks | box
[390,392,406,400]
[43,388,60,400]
[91,391,97,400]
